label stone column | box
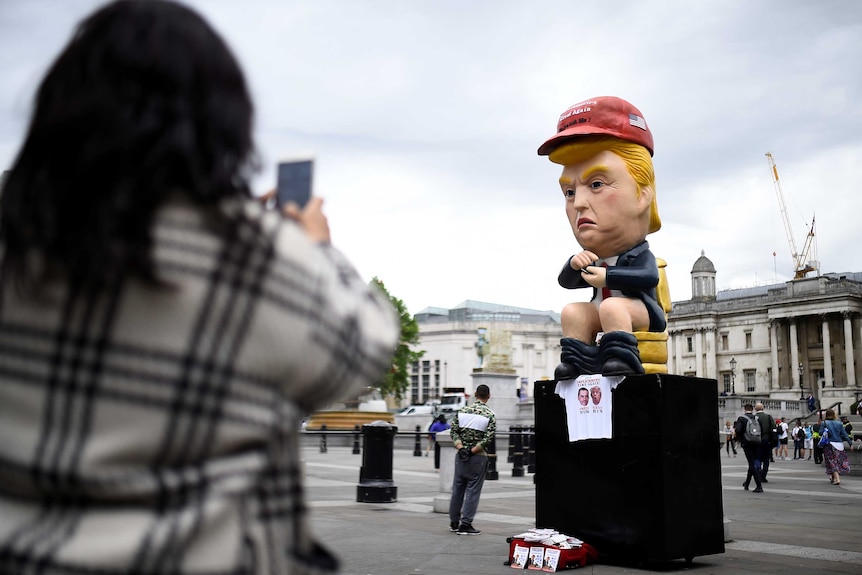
[843,311,855,389]
[770,320,780,391]
[671,331,680,375]
[705,327,717,380]
[822,315,833,388]
[695,329,704,378]
[789,320,799,391]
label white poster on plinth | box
[555,374,624,442]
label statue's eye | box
[589,180,604,190]
[564,189,575,198]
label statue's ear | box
[637,185,654,210]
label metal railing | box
[301,424,537,480]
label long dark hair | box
[0,0,257,288]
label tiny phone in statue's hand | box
[276,159,313,209]
[581,267,594,275]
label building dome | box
[691,250,716,274]
[690,250,716,300]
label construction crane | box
[765,152,818,280]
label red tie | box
[601,262,611,300]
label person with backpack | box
[775,418,790,460]
[734,403,764,493]
[754,403,777,482]
[812,422,825,464]
[792,422,806,460]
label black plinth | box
[357,421,398,503]
[534,374,725,565]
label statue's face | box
[559,150,652,258]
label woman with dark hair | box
[0,1,398,573]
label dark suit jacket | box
[557,240,666,332]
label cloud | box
[2,0,861,315]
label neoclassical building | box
[408,301,561,406]
[407,257,862,413]
[668,252,862,411]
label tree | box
[370,277,424,401]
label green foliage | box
[370,277,424,401]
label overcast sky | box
[2,0,861,315]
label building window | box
[411,361,419,374]
[686,337,693,353]
[744,370,756,392]
[720,333,728,351]
[745,331,752,349]
[434,359,440,371]
[721,373,731,394]
[422,360,430,373]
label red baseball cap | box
[537,96,654,157]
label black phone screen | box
[276,160,313,208]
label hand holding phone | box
[276,159,313,209]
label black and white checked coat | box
[0,196,399,574]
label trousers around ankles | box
[449,454,489,526]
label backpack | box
[743,414,762,444]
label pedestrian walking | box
[812,423,825,464]
[792,422,805,459]
[734,403,764,493]
[754,403,776,482]
[775,418,789,460]
[820,409,852,485]
[427,414,450,468]
[723,420,737,457]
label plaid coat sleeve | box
[0,198,398,574]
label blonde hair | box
[549,136,661,234]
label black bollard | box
[486,432,499,480]
[413,425,423,457]
[352,424,361,455]
[512,427,524,477]
[319,424,327,454]
[527,425,536,474]
[507,425,517,463]
[357,421,398,503]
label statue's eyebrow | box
[580,164,610,181]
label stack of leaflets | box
[509,529,584,571]
[511,528,583,549]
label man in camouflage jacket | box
[448,384,496,535]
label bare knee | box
[561,302,599,341]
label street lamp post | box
[798,363,804,400]
[729,357,737,395]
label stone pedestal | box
[471,370,520,430]
[433,429,454,513]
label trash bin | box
[533,374,725,565]
[356,420,398,503]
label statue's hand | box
[582,265,607,289]
[569,250,598,271]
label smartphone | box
[276,159,313,208]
